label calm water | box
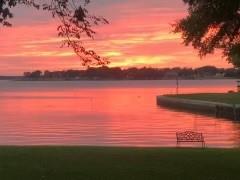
[0,79,240,148]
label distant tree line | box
[23,66,240,80]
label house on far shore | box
[215,72,225,78]
[163,71,178,80]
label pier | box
[157,96,240,120]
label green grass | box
[0,146,240,180]
[166,93,240,104]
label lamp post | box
[176,74,179,95]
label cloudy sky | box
[0,0,232,75]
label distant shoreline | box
[0,77,236,81]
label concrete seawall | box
[157,96,240,120]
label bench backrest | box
[176,131,204,142]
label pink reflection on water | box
[0,80,239,147]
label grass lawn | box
[0,147,240,180]
[166,93,240,104]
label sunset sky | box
[0,0,232,75]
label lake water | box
[0,79,240,148]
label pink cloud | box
[0,0,232,75]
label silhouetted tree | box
[0,0,108,66]
[174,0,240,67]
[23,72,31,78]
[29,70,42,78]
[224,68,240,77]
[195,66,218,76]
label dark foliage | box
[23,66,240,80]
[0,0,109,66]
[174,0,240,67]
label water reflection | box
[0,79,239,147]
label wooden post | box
[233,104,237,120]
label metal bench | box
[176,131,205,148]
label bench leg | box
[176,141,180,148]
